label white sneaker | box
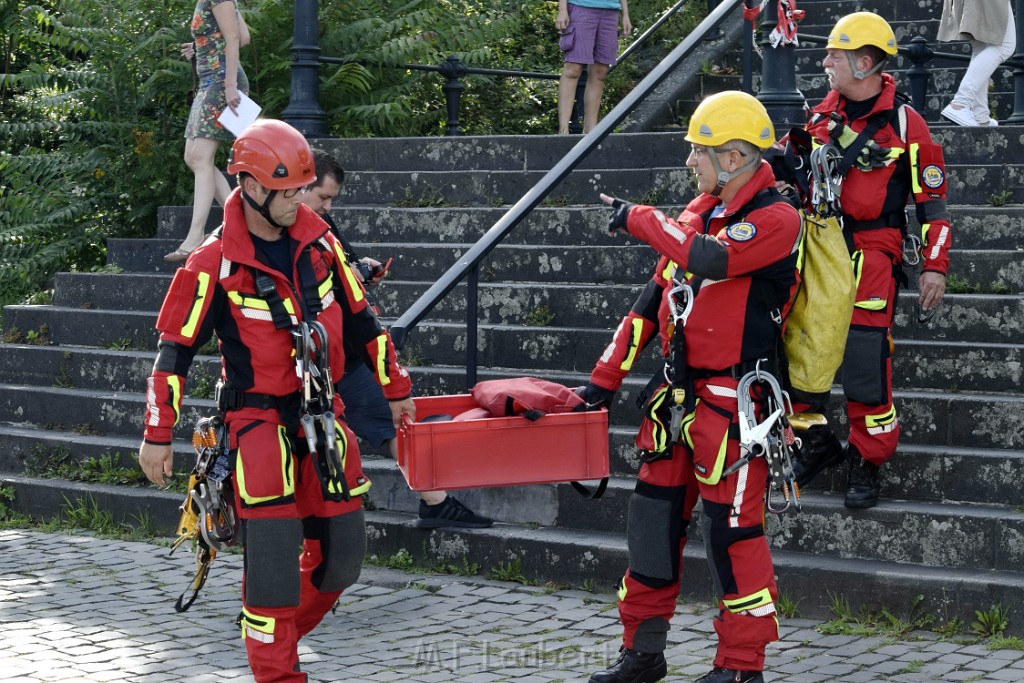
[941,104,979,126]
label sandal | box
[163,247,193,263]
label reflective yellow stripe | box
[373,335,390,386]
[645,386,671,452]
[228,291,269,310]
[227,291,297,315]
[235,426,295,505]
[240,606,276,641]
[619,318,644,371]
[694,419,729,486]
[921,222,931,244]
[167,375,182,426]
[723,587,774,613]
[318,272,333,299]
[617,576,628,602]
[181,271,211,338]
[855,299,887,311]
[909,142,922,194]
[660,260,677,281]
[334,242,364,303]
[866,405,897,428]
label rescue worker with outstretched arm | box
[784,12,952,509]
[582,92,802,683]
[138,119,414,683]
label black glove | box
[575,383,616,410]
[605,197,635,236]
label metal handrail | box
[389,0,750,387]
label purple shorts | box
[560,4,620,66]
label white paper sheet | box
[217,92,262,137]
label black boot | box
[791,423,844,486]
[694,667,765,683]
[844,445,881,509]
[589,648,667,683]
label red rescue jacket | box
[591,162,802,391]
[807,74,952,274]
[143,189,411,444]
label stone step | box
[156,204,1024,250]
[103,234,1024,299]
[2,473,1022,632]
[5,295,1022,397]
[1,410,1021,519]
[1,361,1021,449]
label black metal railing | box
[318,0,699,136]
[388,0,752,386]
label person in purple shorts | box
[556,0,631,134]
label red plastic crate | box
[395,394,610,491]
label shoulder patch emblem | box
[725,222,756,242]
[922,165,944,189]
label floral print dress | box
[184,0,249,141]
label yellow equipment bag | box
[783,212,855,405]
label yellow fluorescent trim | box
[181,271,211,338]
[695,428,729,486]
[723,587,774,613]
[866,406,897,427]
[909,142,922,194]
[620,318,645,371]
[374,336,390,386]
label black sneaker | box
[844,445,881,509]
[589,648,667,683]
[416,495,493,528]
[791,423,844,487]
[694,667,765,683]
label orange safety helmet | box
[227,119,316,190]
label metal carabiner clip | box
[902,234,922,267]
[667,281,694,326]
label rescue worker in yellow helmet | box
[785,12,953,508]
[582,91,802,683]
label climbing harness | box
[723,363,802,514]
[170,415,238,612]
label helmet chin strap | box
[242,188,288,230]
[845,51,885,80]
[708,147,759,197]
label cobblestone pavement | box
[1,529,1023,683]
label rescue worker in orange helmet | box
[138,119,415,682]
[784,12,952,509]
[582,91,803,683]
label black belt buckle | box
[215,381,243,412]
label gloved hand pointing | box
[599,193,634,236]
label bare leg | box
[583,63,610,134]
[557,62,584,135]
[173,136,223,256]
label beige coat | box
[938,0,1011,44]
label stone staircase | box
[3,0,1024,631]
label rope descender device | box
[170,415,238,612]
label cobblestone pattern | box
[1,530,1022,682]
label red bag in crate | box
[470,377,585,421]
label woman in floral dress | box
[166,0,251,262]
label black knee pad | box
[842,325,888,405]
[303,510,366,593]
[243,518,302,608]
[626,480,689,588]
[701,500,763,597]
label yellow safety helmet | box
[685,91,775,150]
[826,12,898,56]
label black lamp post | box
[755,5,807,127]
[281,0,328,137]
